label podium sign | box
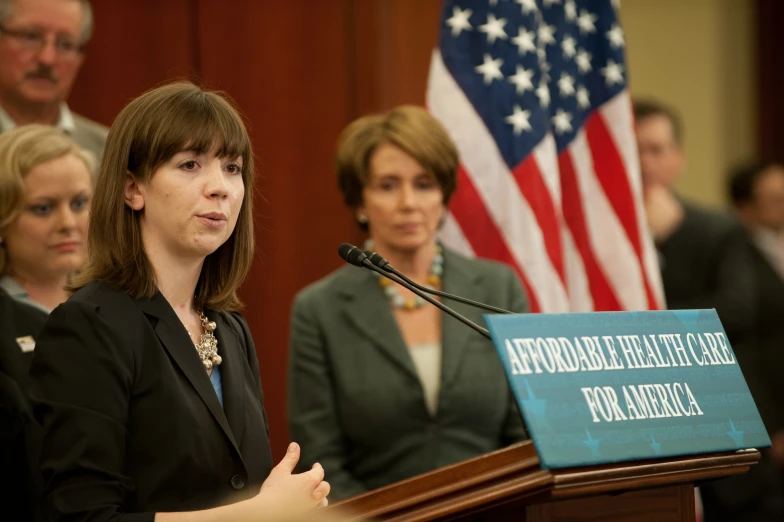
[484,309,770,469]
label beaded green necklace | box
[365,241,444,310]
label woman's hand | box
[251,442,331,519]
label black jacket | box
[29,282,273,521]
[0,288,48,522]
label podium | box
[332,440,759,521]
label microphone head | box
[338,243,368,267]
[338,243,355,262]
[364,251,391,271]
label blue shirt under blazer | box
[288,248,529,501]
[29,282,273,521]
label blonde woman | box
[0,125,94,520]
[0,124,94,314]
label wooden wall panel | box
[757,0,784,161]
[350,0,443,113]
[68,0,198,127]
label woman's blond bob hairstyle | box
[71,81,255,311]
[0,124,95,275]
[335,105,459,230]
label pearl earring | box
[357,215,368,224]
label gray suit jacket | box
[288,249,528,501]
[70,113,109,167]
[0,107,108,169]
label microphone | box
[363,250,513,315]
[337,243,491,339]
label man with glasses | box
[0,0,106,164]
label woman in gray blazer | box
[288,105,529,501]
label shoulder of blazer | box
[71,113,109,141]
[0,287,48,331]
[680,200,744,239]
[292,264,365,308]
[63,282,151,343]
[292,249,518,304]
[69,281,138,311]
[221,311,251,360]
[442,247,528,313]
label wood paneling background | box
[756,0,784,162]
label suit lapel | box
[440,250,485,390]
[337,266,419,380]
[208,310,246,446]
[135,294,241,455]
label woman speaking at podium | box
[288,105,529,501]
[28,82,329,521]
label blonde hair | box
[71,81,255,312]
[0,124,95,274]
[336,105,459,229]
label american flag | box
[427,0,664,313]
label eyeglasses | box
[0,25,83,60]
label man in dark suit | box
[0,287,48,522]
[0,0,107,163]
[634,99,771,521]
[634,99,755,344]
[729,162,784,477]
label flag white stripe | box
[533,134,562,205]
[427,49,570,312]
[563,226,594,311]
[533,134,593,312]
[569,131,648,310]
[601,93,666,307]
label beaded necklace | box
[188,310,222,370]
[365,241,444,310]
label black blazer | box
[0,289,48,522]
[658,206,781,520]
[700,241,784,521]
[29,282,273,521]
[742,243,784,433]
[656,200,755,344]
[697,241,784,521]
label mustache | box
[25,66,58,83]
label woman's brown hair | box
[336,105,458,230]
[71,81,255,311]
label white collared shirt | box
[0,102,76,134]
[752,227,784,281]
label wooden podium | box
[331,440,759,522]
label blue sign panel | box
[484,309,770,469]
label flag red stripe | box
[585,114,658,309]
[450,165,542,312]
[511,156,566,285]
[558,152,622,311]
